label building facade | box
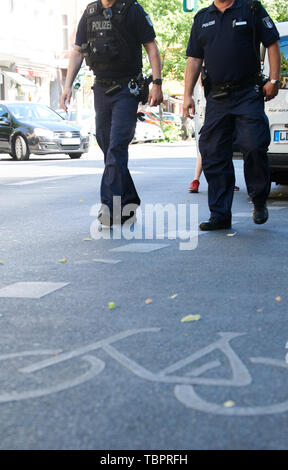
[0,0,90,109]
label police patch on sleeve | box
[262,16,274,29]
[146,15,153,27]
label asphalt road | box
[0,141,288,450]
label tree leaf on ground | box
[181,314,201,323]
[58,258,67,263]
[224,400,235,408]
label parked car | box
[0,101,90,160]
[55,108,96,137]
[132,120,164,143]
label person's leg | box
[189,153,202,192]
[233,87,271,223]
[199,112,235,223]
[100,87,140,214]
[93,85,112,164]
[235,116,270,205]
[194,153,203,180]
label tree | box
[262,0,288,22]
[140,0,288,82]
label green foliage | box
[262,0,288,22]
[139,0,288,82]
[159,122,182,142]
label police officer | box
[183,0,281,230]
[61,0,163,226]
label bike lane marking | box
[0,282,69,299]
[109,243,170,253]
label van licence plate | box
[61,138,81,145]
[274,130,288,143]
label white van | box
[263,21,288,185]
[194,21,288,186]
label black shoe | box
[253,204,269,225]
[98,206,113,227]
[121,211,137,226]
[199,218,231,231]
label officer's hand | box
[60,88,72,112]
[148,85,163,107]
[263,82,279,102]
[183,96,195,119]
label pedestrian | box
[183,0,281,230]
[189,153,240,193]
[60,0,163,226]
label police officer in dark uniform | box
[61,0,163,226]
[183,0,281,230]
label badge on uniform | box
[262,16,274,29]
[232,19,248,27]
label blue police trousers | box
[199,86,271,222]
[93,84,140,212]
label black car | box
[0,101,90,160]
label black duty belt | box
[211,76,257,93]
[94,77,134,87]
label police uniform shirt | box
[186,0,280,84]
[75,1,156,78]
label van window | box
[280,35,288,89]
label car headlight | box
[34,128,54,139]
[80,128,89,138]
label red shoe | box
[189,179,200,193]
[234,185,240,191]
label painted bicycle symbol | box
[1,328,288,415]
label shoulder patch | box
[145,15,153,27]
[262,16,274,29]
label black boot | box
[199,218,231,231]
[253,204,269,225]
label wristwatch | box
[153,79,162,85]
[270,79,281,87]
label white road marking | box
[93,259,122,264]
[110,243,170,253]
[0,282,69,299]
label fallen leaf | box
[170,294,178,299]
[145,298,152,305]
[80,200,84,203]
[223,400,235,408]
[257,308,263,312]
[58,258,67,263]
[0,261,4,265]
[227,232,237,237]
[82,238,92,241]
[108,302,115,309]
[275,296,282,302]
[181,314,201,323]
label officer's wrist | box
[269,78,281,88]
[152,79,162,86]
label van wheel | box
[12,135,30,161]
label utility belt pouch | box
[201,67,211,99]
[138,74,153,105]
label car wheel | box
[68,153,83,159]
[13,135,30,161]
